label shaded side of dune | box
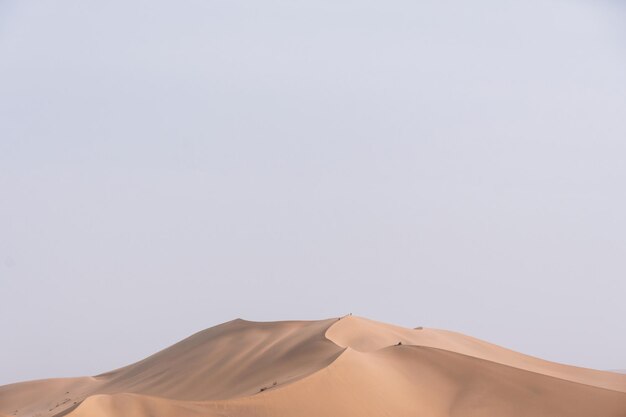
[95,318,344,400]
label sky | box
[1,0,626,385]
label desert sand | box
[1,316,625,417]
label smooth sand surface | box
[1,316,625,417]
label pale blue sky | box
[1,0,626,385]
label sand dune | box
[1,316,625,417]
[327,316,626,391]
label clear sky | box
[1,0,625,385]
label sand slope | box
[1,316,625,417]
[326,316,626,392]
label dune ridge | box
[1,316,625,417]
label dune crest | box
[1,316,625,417]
